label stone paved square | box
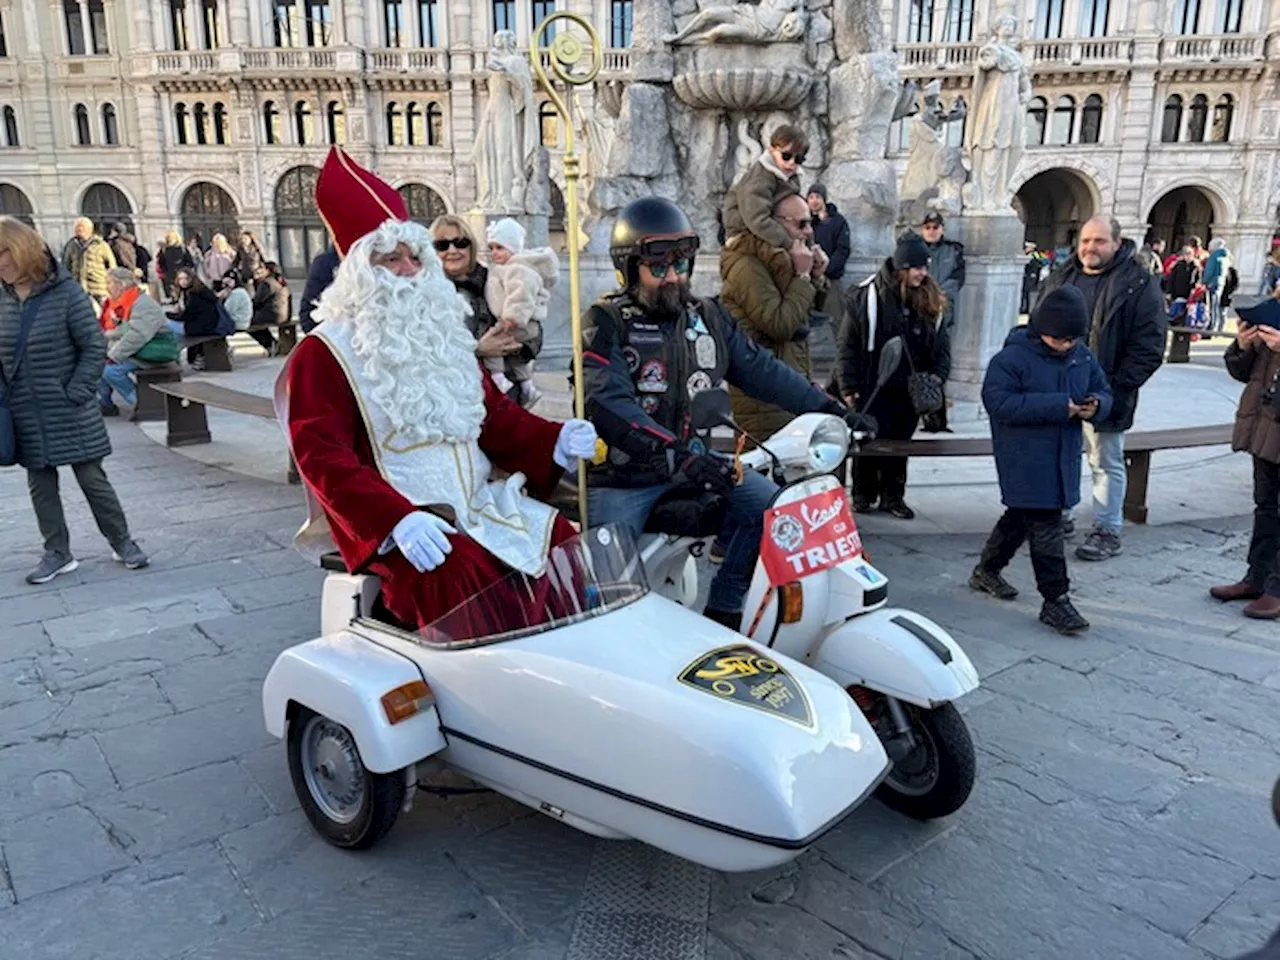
[0,396,1277,960]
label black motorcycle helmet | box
[610,197,701,287]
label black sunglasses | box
[780,150,807,164]
[433,237,472,251]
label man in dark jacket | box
[107,223,140,278]
[838,232,950,520]
[1037,216,1165,561]
[918,210,965,432]
[299,246,340,332]
[971,287,1111,635]
[582,198,874,630]
[808,184,850,286]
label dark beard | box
[636,281,692,321]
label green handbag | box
[134,328,180,364]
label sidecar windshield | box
[416,524,649,648]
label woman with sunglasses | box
[429,215,523,399]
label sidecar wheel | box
[874,702,975,820]
[288,706,406,849]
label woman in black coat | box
[0,218,148,583]
[158,231,196,301]
[168,267,221,369]
[837,234,948,520]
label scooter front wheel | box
[288,706,407,849]
[870,700,975,820]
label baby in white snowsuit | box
[484,218,559,407]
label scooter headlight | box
[808,415,850,474]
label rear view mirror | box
[877,337,905,389]
[690,387,734,432]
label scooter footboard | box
[813,608,979,708]
[262,631,447,774]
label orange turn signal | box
[381,679,432,725]
[779,582,804,624]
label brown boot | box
[1210,580,1263,602]
[1243,595,1280,620]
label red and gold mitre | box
[314,146,409,257]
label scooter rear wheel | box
[288,706,407,849]
[873,701,975,820]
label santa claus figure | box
[277,147,597,629]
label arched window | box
[175,102,190,144]
[406,102,423,146]
[181,182,240,249]
[1187,93,1208,142]
[101,103,118,145]
[1049,95,1075,145]
[193,101,210,144]
[3,107,19,148]
[213,102,227,144]
[1079,94,1103,144]
[81,182,133,234]
[263,100,280,144]
[426,101,444,146]
[294,100,313,144]
[0,183,35,226]
[326,101,345,144]
[1025,96,1047,146]
[538,101,559,147]
[1211,94,1234,142]
[274,164,326,276]
[386,101,404,145]
[397,182,448,225]
[73,103,91,145]
[1161,94,1183,143]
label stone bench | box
[244,320,299,357]
[177,334,233,372]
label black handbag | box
[0,304,37,466]
[903,345,945,416]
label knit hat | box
[893,232,930,270]
[486,218,526,255]
[921,211,944,226]
[1030,286,1089,340]
[807,183,828,201]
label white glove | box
[554,419,598,470]
[391,512,457,573]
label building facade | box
[0,0,630,277]
[885,0,1280,282]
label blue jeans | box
[99,358,139,407]
[587,468,778,614]
[1083,424,1125,535]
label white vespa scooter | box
[640,341,980,819]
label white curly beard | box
[312,219,485,445]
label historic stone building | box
[885,0,1280,282]
[0,0,631,277]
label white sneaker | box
[519,381,542,408]
[491,372,514,393]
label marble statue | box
[963,15,1032,212]
[664,0,808,45]
[900,80,968,220]
[472,30,540,214]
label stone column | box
[229,0,251,45]
[344,0,367,46]
[946,212,1026,405]
[78,0,95,54]
[133,0,155,50]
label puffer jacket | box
[0,256,111,469]
[720,231,824,440]
[62,235,116,301]
[485,248,559,326]
[104,288,167,363]
[1226,339,1280,464]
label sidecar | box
[263,524,891,872]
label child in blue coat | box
[971,286,1112,635]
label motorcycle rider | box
[580,197,876,630]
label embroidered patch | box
[695,334,717,369]
[640,395,661,415]
[637,359,668,394]
[687,370,712,397]
[622,346,641,373]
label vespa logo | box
[801,496,846,535]
[678,644,814,728]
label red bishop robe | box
[286,335,579,630]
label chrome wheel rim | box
[885,709,940,796]
[300,715,366,824]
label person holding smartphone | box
[1211,292,1280,619]
[969,286,1111,636]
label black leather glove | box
[819,399,878,439]
[673,452,736,501]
